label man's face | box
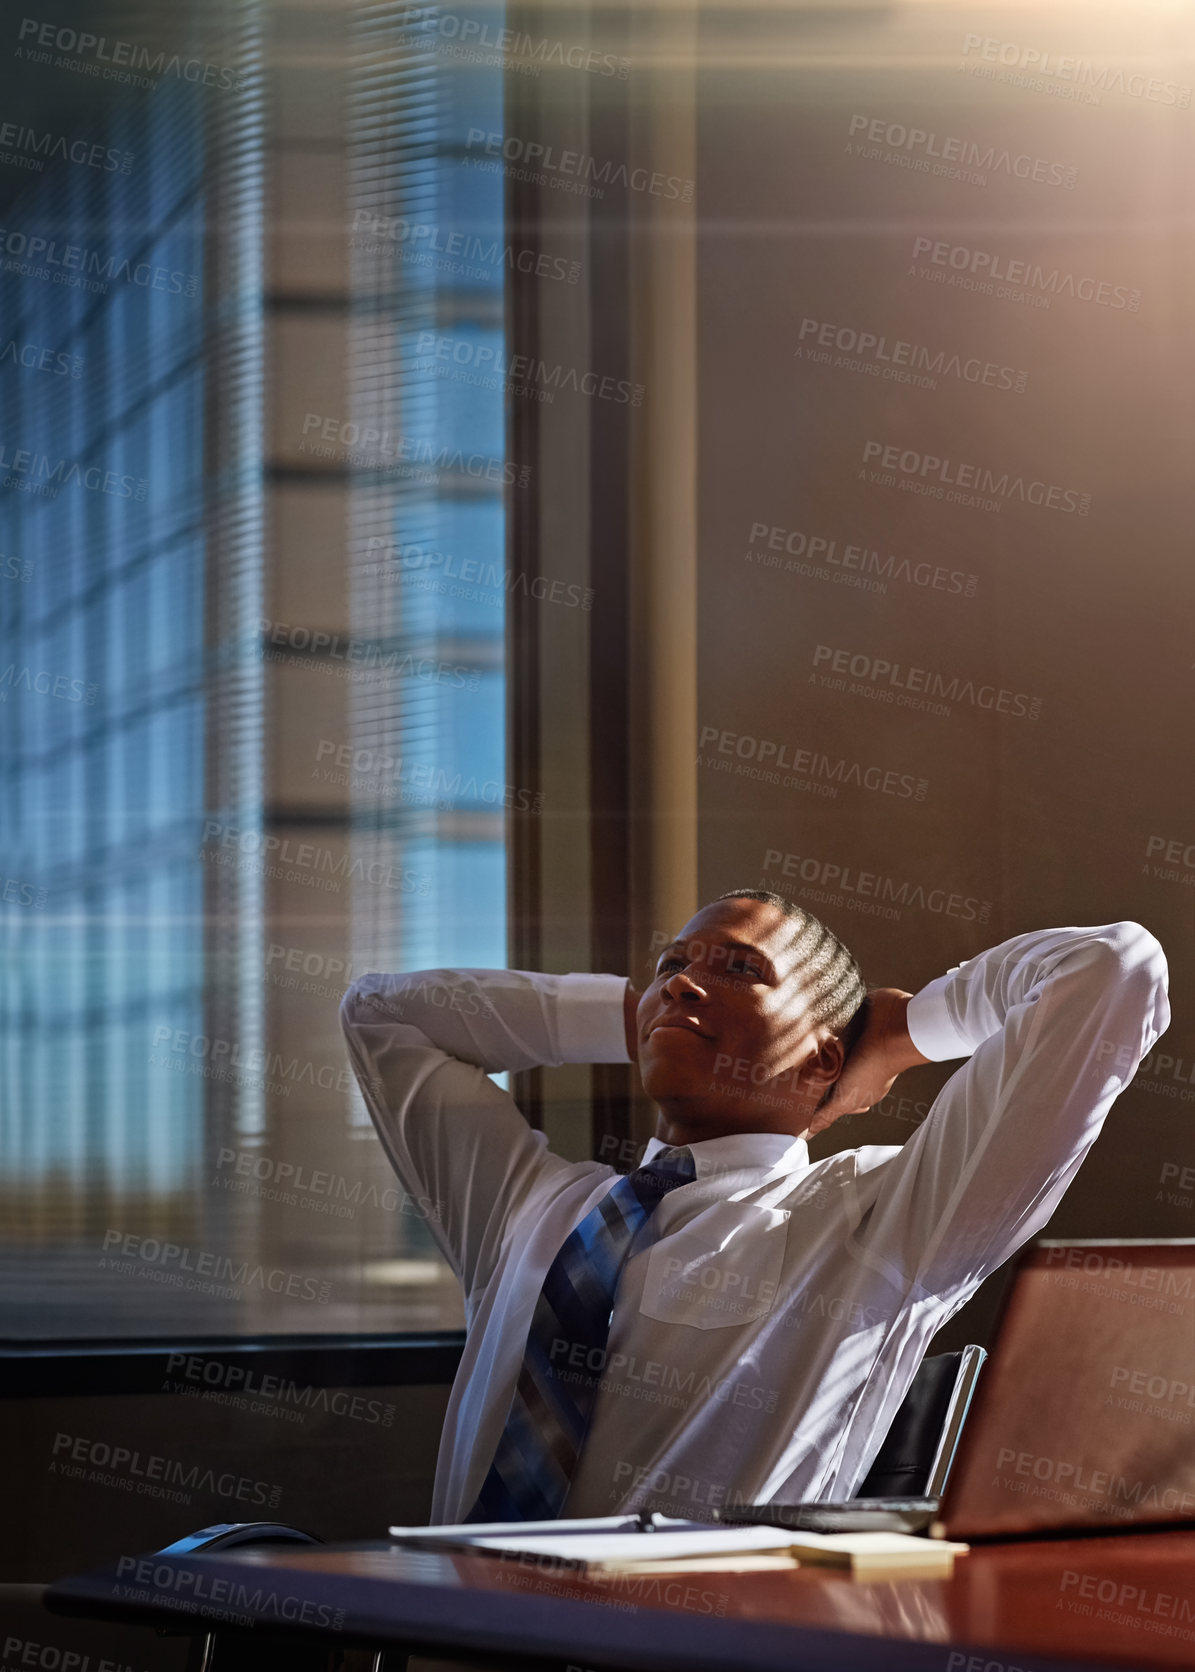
[634,897,839,1135]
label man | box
[340,892,1168,1523]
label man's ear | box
[801,1033,845,1101]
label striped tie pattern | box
[466,1145,697,1522]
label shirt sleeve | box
[852,922,1171,1301]
[339,969,630,1294]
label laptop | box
[719,1238,1195,1541]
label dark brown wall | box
[694,4,1195,1348]
[3,1381,447,1583]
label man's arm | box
[836,923,1170,1298]
[341,969,631,1295]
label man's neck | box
[652,1106,812,1149]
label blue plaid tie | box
[467,1144,697,1522]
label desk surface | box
[47,1526,1195,1672]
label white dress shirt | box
[340,923,1169,1522]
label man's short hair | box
[716,889,867,1046]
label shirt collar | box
[643,1129,809,1185]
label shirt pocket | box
[638,1201,791,1330]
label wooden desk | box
[46,1527,1195,1672]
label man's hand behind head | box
[805,988,929,1139]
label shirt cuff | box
[556,973,632,1064]
[906,974,973,1062]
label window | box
[0,0,508,1340]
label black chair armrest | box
[157,1521,323,1555]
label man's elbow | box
[1103,921,1168,990]
[1089,922,1170,1043]
[339,972,395,1033]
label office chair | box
[158,1520,323,1557]
[857,1344,987,1499]
[154,1522,401,1672]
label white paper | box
[388,1514,643,1542]
[388,1520,965,1569]
[464,1527,800,1564]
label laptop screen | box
[940,1240,1195,1540]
